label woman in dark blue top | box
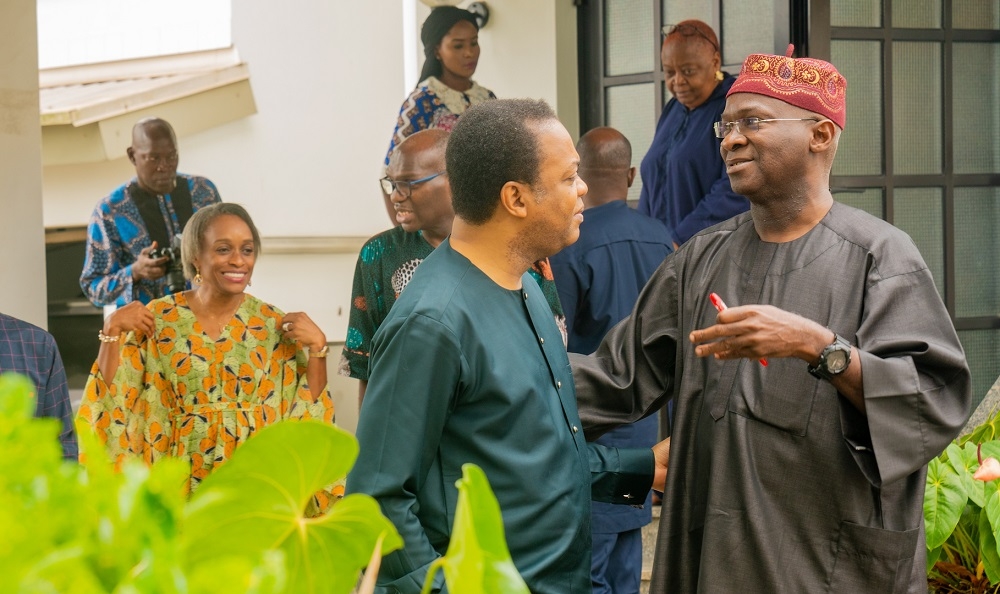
[638,20,749,247]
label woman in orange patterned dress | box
[78,203,337,501]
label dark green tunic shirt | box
[346,240,653,594]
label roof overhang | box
[40,47,256,166]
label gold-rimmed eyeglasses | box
[713,117,820,139]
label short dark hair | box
[181,203,262,279]
[446,98,558,225]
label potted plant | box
[925,403,1000,592]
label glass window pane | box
[958,329,1000,411]
[606,83,657,203]
[722,0,774,66]
[831,0,882,27]
[955,187,1000,317]
[831,40,883,176]
[834,188,884,219]
[953,0,1000,30]
[953,43,1000,174]
[893,42,942,174]
[662,0,715,29]
[605,1,654,76]
[893,188,944,297]
[892,0,941,28]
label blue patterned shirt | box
[80,175,221,307]
[0,313,77,459]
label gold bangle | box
[309,345,329,358]
[98,330,120,343]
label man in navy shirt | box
[550,127,672,594]
[0,313,77,459]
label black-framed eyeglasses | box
[661,23,719,52]
[713,117,821,139]
[379,171,446,198]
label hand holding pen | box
[708,292,768,367]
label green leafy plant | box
[925,405,1000,593]
[0,372,402,594]
[421,463,529,594]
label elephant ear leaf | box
[422,463,530,594]
[183,420,402,594]
[924,455,967,550]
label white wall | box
[1,0,47,328]
[414,0,580,139]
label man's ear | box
[810,120,837,155]
[626,166,636,188]
[499,181,530,219]
[127,147,136,165]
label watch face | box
[827,349,849,373]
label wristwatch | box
[808,334,852,381]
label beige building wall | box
[0,0,47,328]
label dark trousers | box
[591,527,643,594]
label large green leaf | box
[948,442,986,508]
[981,499,1000,584]
[925,456,969,549]
[422,463,529,594]
[183,420,401,593]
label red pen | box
[709,292,768,367]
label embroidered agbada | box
[572,202,972,594]
[78,293,337,501]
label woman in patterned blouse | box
[381,6,495,221]
[78,203,339,507]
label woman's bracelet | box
[309,345,329,358]
[98,330,120,343]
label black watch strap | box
[808,334,852,381]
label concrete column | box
[0,0,47,328]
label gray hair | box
[181,203,262,279]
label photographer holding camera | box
[80,117,222,312]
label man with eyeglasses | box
[347,98,670,594]
[81,117,221,309]
[340,129,565,406]
[573,47,971,593]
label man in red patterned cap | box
[572,47,972,593]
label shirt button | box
[523,291,528,300]
[556,381,562,389]
[539,337,545,345]
[572,425,579,433]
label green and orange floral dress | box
[78,292,339,506]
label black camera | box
[150,234,186,295]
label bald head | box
[131,117,177,147]
[386,128,454,246]
[128,117,179,195]
[576,127,635,208]
[393,128,449,170]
